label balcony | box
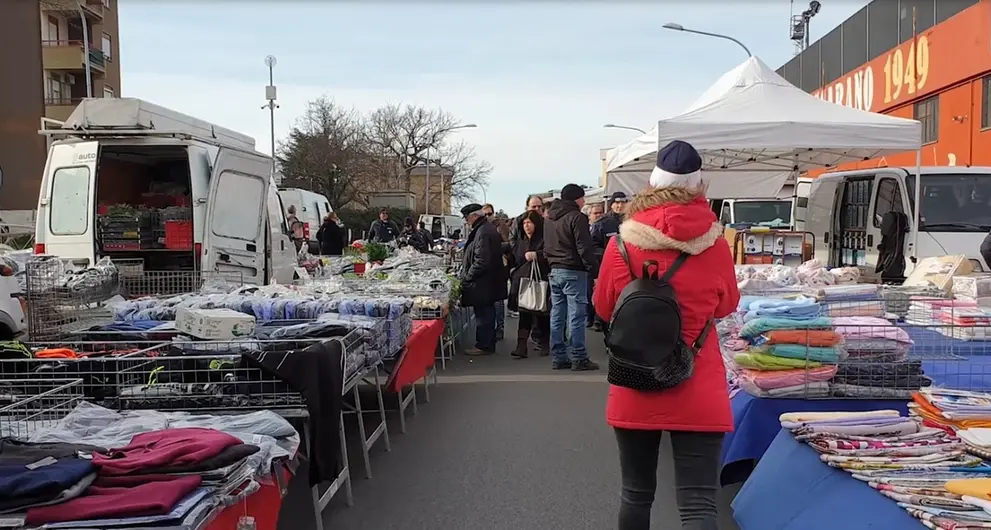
[41,41,105,74]
[41,0,104,20]
[44,97,84,122]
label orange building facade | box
[778,0,991,171]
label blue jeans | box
[494,300,505,333]
[549,269,588,363]
[473,304,496,352]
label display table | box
[204,480,284,530]
[386,319,445,393]
[720,392,907,484]
[731,429,924,530]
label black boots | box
[511,328,529,359]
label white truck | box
[802,166,991,273]
[34,98,297,285]
[278,188,334,254]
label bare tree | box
[276,97,373,209]
[368,104,490,202]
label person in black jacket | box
[508,195,545,244]
[316,213,345,255]
[459,203,508,355]
[368,209,400,243]
[505,210,550,358]
[543,184,599,371]
[589,192,627,329]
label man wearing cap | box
[543,184,600,371]
[458,203,508,355]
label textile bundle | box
[784,388,991,529]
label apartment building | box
[0,0,120,210]
[41,0,121,122]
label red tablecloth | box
[203,466,289,530]
[386,319,444,392]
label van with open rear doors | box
[803,166,991,274]
[33,98,296,286]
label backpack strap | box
[659,253,690,283]
[615,235,636,279]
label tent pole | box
[911,149,922,268]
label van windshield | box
[732,201,792,227]
[906,174,991,232]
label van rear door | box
[202,147,272,285]
[40,141,100,266]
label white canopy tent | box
[604,56,923,200]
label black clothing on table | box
[242,340,344,486]
[0,439,104,466]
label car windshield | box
[732,201,792,226]
[905,174,991,232]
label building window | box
[46,73,67,105]
[103,0,110,8]
[102,33,112,61]
[46,15,59,44]
[103,85,114,98]
[914,95,939,144]
[982,75,991,130]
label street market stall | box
[603,56,922,202]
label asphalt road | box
[279,316,741,530]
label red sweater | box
[93,427,242,475]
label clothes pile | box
[905,298,991,341]
[831,316,927,399]
[0,403,300,529]
[810,284,886,319]
[780,408,991,528]
[734,295,840,398]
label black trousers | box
[614,428,724,530]
[518,311,549,338]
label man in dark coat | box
[508,195,545,244]
[368,209,400,243]
[459,203,508,355]
[589,191,628,330]
[543,184,599,371]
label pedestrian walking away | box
[592,140,740,530]
[543,183,599,371]
[316,213,345,255]
[458,203,508,355]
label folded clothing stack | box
[910,387,991,431]
[809,284,885,319]
[829,316,927,399]
[780,408,991,528]
[734,297,839,398]
[1,427,262,529]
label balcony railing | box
[40,40,105,72]
[41,0,103,20]
[44,97,84,107]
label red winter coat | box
[592,192,740,432]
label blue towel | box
[739,316,833,339]
[742,296,822,323]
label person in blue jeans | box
[542,184,600,371]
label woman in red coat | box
[593,140,739,530]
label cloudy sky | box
[119,1,864,216]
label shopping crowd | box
[456,181,632,371]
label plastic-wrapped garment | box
[954,275,991,300]
[740,295,822,322]
[738,316,833,338]
[823,300,886,318]
[833,316,913,343]
[741,380,831,398]
[170,336,262,354]
[738,365,837,391]
[829,267,861,284]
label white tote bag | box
[518,263,549,313]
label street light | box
[662,23,752,58]
[603,124,647,135]
[261,55,279,181]
[426,123,478,215]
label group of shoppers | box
[285,205,347,256]
[460,140,740,530]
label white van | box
[709,197,795,228]
[277,188,333,254]
[34,98,296,286]
[791,176,815,231]
[418,214,465,240]
[804,166,991,273]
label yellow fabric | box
[734,352,821,371]
[945,479,991,500]
[778,410,901,423]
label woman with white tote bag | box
[504,210,551,359]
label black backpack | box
[605,235,712,391]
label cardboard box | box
[175,308,256,340]
[902,254,974,294]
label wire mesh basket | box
[0,378,83,439]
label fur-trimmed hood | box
[618,188,722,255]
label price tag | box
[294,267,310,280]
[26,456,57,470]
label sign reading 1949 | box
[811,35,931,113]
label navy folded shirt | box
[0,458,94,508]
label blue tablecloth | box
[720,392,907,484]
[905,325,991,356]
[731,429,924,530]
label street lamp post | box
[262,55,279,180]
[425,123,477,215]
[662,23,752,58]
[603,124,647,135]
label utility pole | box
[76,1,92,97]
[262,55,279,181]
